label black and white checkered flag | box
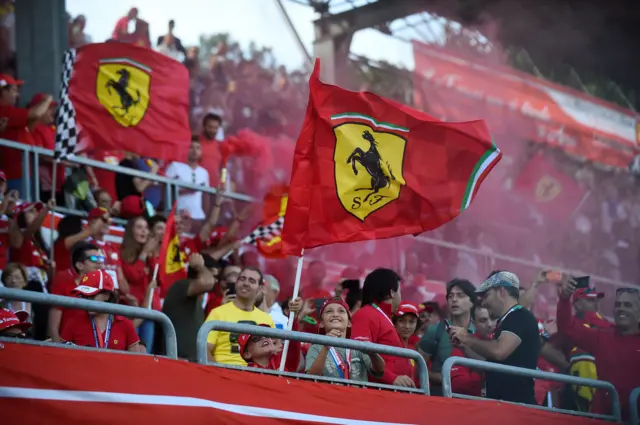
[54,48,78,161]
[242,216,285,245]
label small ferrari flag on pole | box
[281,60,502,256]
[55,42,190,161]
[159,204,187,288]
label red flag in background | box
[60,42,190,161]
[159,204,188,291]
[282,60,502,256]
[513,154,586,221]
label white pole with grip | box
[278,249,305,372]
[49,162,58,260]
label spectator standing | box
[161,253,216,361]
[60,270,140,352]
[115,154,158,202]
[165,140,210,220]
[85,207,121,286]
[393,302,421,349]
[307,297,385,382]
[29,93,64,205]
[204,263,240,315]
[69,15,92,48]
[205,267,274,365]
[473,306,496,338]
[53,215,91,272]
[350,268,415,388]
[257,275,288,329]
[118,216,160,352]
[49,242,105,342]
[0,75,51,190]
[111,8,150,48]
[8,200,54,287]
[301,260,331,299]
[418,279,476,395]
[557,280,640,421]
[156,20,186,61]
[198,113,223,187]
[449,271,541,405]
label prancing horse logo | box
[96,59,151,128]
[334,123,406,221]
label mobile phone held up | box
[226,282,236,295]
[543,270,563,282]
[444,319,452,331]
[573,276,590,289]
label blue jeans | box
[137,320,155,353]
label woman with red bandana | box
[8,199,55,290]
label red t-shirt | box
[60,313,139,350]
[9,236,48,269]
[0,219,8,270]
[180,236,206,258]
[0,105,35,179]
[449,345,483,396]
[204,285,223,317]
[199,135,221,187]
[53,239,72,272]
[88,150,125,200]
[350,303,415,386]
[31,123,64,191]
[50,268,82,330]
[120,259,160,310]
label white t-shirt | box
[165,162,210,219]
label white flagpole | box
[147,263,160,309]
[278,249,305,372]
[48,161,58,260]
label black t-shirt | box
[115,158,140,200]
[161,279,204,361]
[485,305,541,404]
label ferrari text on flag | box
[55,42,190,161]
[282,60,502,255]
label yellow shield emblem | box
[334,123,406,221]
[165,235,184,274]
[535,175,561,202]
[96,59,151,127]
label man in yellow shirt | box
[206,266,275,365]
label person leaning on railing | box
[557,277,640,421]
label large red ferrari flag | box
[282,60,501,256]
[55,42,190,161]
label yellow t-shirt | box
[205,302,275,365]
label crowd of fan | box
[0,4,639,422]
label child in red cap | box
[237,297,304,371]
[60,270,141,352]
[393,302,421,349]
[306,297,385,382]
[0,308,31,338]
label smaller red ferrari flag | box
[159,204,187,289]
[282,60,501,256]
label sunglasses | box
[616,287,639,296]
[249,335,265,344]
[84,255,105,264]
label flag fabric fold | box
[282,60,502,256]
[159,204,188,289]
[55,42,190,161]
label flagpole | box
[278,249,304,372]
[48,161,58,261]
[147,263,159,309]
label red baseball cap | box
[12,201,44,216]
[395,302,419,318]
[237,323,272,359]
[0,170,6,181]
[119,195,145,218]
[0,308,31,333]
[73,270,115,297]
[87,207,110,221]
[573,287,605,301]
[27,93,57,108]
[0,74,23,87]
[319,297,352,319]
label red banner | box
[412,41,639,168]
[0,343,603,425]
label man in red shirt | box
[49,242,105,342]
[61,269,140,352]
[28,93,64,203]
[85,207,121,275]
[350,268,415,388]
[0,75,52,190]
[557,279,640,421]
[198,113,223,187]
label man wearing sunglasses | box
[49,242,105,342]
[557,279,640,421]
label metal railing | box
[0,138,254,213]
[197,321,430,395]
[631,387,640,425]
[0,336,154,357]
[0,287,178,359]
[442,356,622,422]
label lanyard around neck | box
[496,304,522,328]
[371,303,394,326]
[91,315,113,349]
